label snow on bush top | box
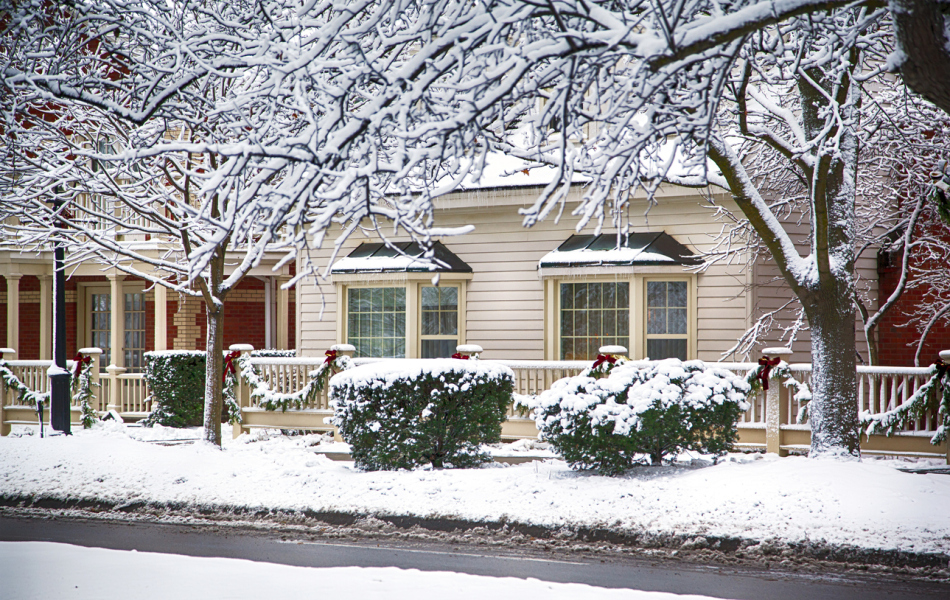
[526,359,751,436]
[330,359,514,394]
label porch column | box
[108,274,125,368]
[154,285,167,351]
[39,275,52,360]
[763,347,793,457]
[5,274,21,354]
[276,276,290,350]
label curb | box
[3,493,948,572]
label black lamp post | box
[49,197,70,435]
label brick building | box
[0,250,295,368]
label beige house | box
[297,182,770,363]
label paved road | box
[1,515,947,599]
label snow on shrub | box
[329,359,514,470]
[523,359,751,474]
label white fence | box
[2,350,947,460]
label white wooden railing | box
[3,346,946,460]
[0,349,149,434]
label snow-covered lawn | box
[2,541,724,600]
[2,423,949,556]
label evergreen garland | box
[71,356,99,428]
[238,351,354,412]
[0,359,50,406]
[860,363,950,445]
[745,361,813,423]
[223,370,243,425]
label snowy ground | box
[1,541,721,600]
[2,422,950,558]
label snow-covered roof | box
[454,152,590,191]
[330,241,472,274]
[538,233,700,269]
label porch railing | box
[0,349,148,435]
[3,346,947,461]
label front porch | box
[1,347,946,462]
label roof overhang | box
[538,233,701,269]
[330,241,472,275]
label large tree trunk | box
[890,0,950,117]
[803,293,861,458]
[203,302,225,446]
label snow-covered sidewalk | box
[1,541,721,600]
[2,423,949,558]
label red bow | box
[324,349,338,365]
[592,353,617,370]
[451,352,469,360]
[223,350,240,383]
[757,356,782,391]
[72,353,91,378]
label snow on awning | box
[331,242,472,274]
[538,233,700,269]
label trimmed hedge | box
[329,359,514,470]
[526,359,750,475]
[142,351,206,427]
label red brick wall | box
[878,262,950,366]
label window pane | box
[647,339,687,361]
[440,311,458,335]
[422,286,439,309]
[669,308,688,335]
[394,288,406,311]
[616,282,629,309]
[383,287,395,312]
[574,283,588,309]
[648,308,665,335]
[588,309,602,337]
[647,281,664,308]
[561,283,573,310]
[617,312,629,337]
[422,311,439,335]
[441,286,458,309]
[603,284,615,309]
[669,282,687,308]
[394,313,406,338]
[422,339,455,359]
[589,283,602,309]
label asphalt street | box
[1,515,947,599]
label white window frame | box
[334,274,470,359]
[543,271,696,361]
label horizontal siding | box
[298,188,751,360]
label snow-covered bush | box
[525,359,751,474]
[142,351,206,428]
[330,360,514,470]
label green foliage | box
[861,364,950,445]
[71,358,99,429]
[331,361,514,470]
[530,360,750,475]
[0,359,50,406]
[142,351,206,428]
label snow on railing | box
[235,356,941,435]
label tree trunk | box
[203,302,224,447]
[891,0,950,117]
[803,293,861,458]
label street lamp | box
[48,197,70,435]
